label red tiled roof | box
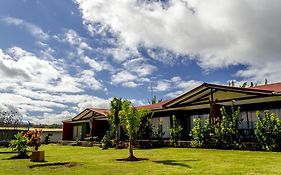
[136,100,171,110]
[249,82,281,92]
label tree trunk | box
[115,127,119,149]
[127,138,137,161]
[129,139,134,158]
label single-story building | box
[0,127,62,143]
[62,108,110,141]
[62,82,281,141]
[152,82,281,140]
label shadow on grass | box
[116,157,149,161]
[28,162,79,169]
[2,154,30,160]
[153,159,197,168]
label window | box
[190,114,209,129]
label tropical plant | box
[9,132,29,158]
[255,110,281,151]
[107,97,123,148]
[119,99,150,160]
[169,115,183,147]
[24,129,42,151]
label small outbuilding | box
[62,108,110,141]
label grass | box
[1,144,281,175]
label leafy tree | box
[255,110,281,151]
[119,100,150,160]
[107,97,123,148]
[0,107,22,140]
[169,115,183,147]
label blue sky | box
[1,0,281,124]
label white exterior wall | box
[152,116,171,139]
[41,131,62,143]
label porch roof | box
[70,108,109,122]
[162,83,281,110]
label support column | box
[209,88,221,125]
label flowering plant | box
[24,129,42,151]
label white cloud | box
[154,81,171,92]
[81,56,103,71]
[123,58,157,77]
[122,81,138,88]
[106,46,140,63]
[165,78,203,98]
[0,93,65,113]
[1,16,49,40]
[0,47,60,82]
[0,47,83,93]
[111,70,137,86]
[77,70,103,90]
[76,96,111,111]
[76,0,281,82]
[63,29,92,52]
[29,111,76,125]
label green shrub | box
[255,110,281,151]
[169,115,183,147]
[157,118,165,146]
[9,132,29,157]
[101,130,114,149]
[190,118,212,147]
[190,101,241,149]
[84,136,98,142]
[214,103,241,149]
[138,113,154,141]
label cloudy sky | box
[1,0,281,124]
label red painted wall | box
[92,120,110,139]
[62,122,73,140]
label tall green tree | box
[107,97,123,148]
[119,99,150,160]
[148,95,162,104]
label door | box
[72,125,83,140]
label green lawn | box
[1,144,281,175]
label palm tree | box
[107,97,123,148]
[119,99,150,160]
